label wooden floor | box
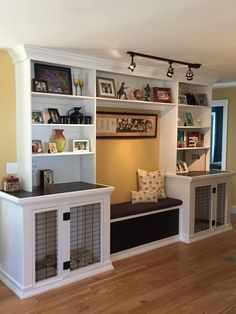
[1,218,236,314]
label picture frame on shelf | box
[96,112,157,138]
[32,140,43,153]
[184,112,194,126]
[39,169,54,188]
[73,140,89,152]
[96,77,116,98]
[48,108,61,124]
[34,63,72,95]
[32,79,48,93]
[32,110,44,124]
[178,95,187,105]
[48,143,58,154]
[176,161,188,174]
[195,93,208,106]
[153,87,172,103]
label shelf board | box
[32,151,94,157]
[96,97,175,110]
[32,123,95,127]
[178,104,211,108]
[177,146,210,151]
[31,92,95,101]
[178,126,210,129]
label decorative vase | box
[50,129,66,152]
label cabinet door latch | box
[212,187,216,194]
[63,261,71,270]
[63,212,70,221]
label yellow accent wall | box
[213,87,236,205]
[0,51,16,184]
[96,108,159,204]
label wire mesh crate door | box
[35,210,58,282]
[216,183,226,227]
[70,203,101,271]
[194,185,211,233]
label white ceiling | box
[1,0,236,83]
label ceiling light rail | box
[127,51,201,81]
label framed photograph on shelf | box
[195,93,208,106]
[39,169,54,188]
[48,143,58,154]
[32,140,43,153]
[96,112,157,138]
[96,77,116,98]
[32,110,44,124]
[32,79,48,93]
[153,87,172,103]
[176,161,188,174]
[184,112,194,126]
[73,140,89,152]
[178,95,187,105]
[48,108,61,124]
[34,63,72,95]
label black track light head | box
[166,62,175,78]
[128,54,136,72]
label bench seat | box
[111,197,183,220]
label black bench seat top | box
[111,197,182,220]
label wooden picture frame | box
[34,63,72,95]
[96,77,116,98]
[73,140,89,152]
[178,95,187,105]
[185,112,194,126]
[96,112,157,138]
[195,93,208,106]
[153,87,172,103]
[32,79,48,93]
[32,140,43,153]
[32,110,44,124]
[48,108,61,124]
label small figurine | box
[144,84,151,101]
[117,82,129,99]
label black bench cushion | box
[111,197,182,220]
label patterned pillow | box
[132,190,158,204]
[137,168,166,199]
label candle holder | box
[73,75,80,96]
[78,79,84,96]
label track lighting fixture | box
[185,66,194,81]
[166,62,175,78]
[128,53,136,72]
[127,51,201,81]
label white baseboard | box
[111,235,180,262]
[231,205,236,214]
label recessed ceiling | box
[1,0,236,83]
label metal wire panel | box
[35,210,58,282]
[195,185,211,233]
[217,183,226,227]
[70,203,101,271]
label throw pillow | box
[137,168,166,199]
[132,190,158,204]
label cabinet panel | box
[216,183,226,227]
[35,210,58,282]
[194,185,211,233]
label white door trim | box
[212,99,228,170]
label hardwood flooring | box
[1,217,236,313]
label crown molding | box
[213,81,236,89]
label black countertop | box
[1,181,107,199]
[177,170,227,177]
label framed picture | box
[195,93,208,106]
[73,140,89,152]
[34,63,72,95]
[48,143,58,154]
[96,112,157,138]
[39,169,54,188]
[32,79,48,93]
[153,87,172,103]
[185,112,194,126]
[32,110,44,124]
[96,77,116,98]
[48,108,61,124]
[176,161,188,174]
[32,140,43,153]
[178,95,187,104]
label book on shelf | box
[187,131,204,147]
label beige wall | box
[96,108,159,204]
[213,87,236,205]
[0,51,16,183]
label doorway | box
[211,100,228,170]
